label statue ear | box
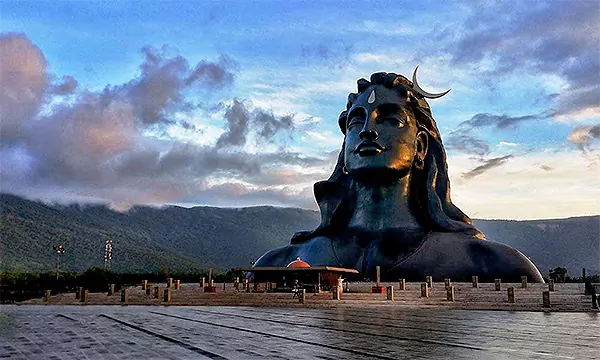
[416,130,428,160]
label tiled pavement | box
[1,305,598,359]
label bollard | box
[76,287,83,300]
[163,288,172,305]
[142,280,148,290]
[444,278,451,290]
[447,285,455,302]
[108,284,115,296]
[386,286,394,301]
[376,266,381,287]
[521,276,528,289]
[398,278,406,291]
[421,283,429,298]
[167,278,173,288]
[224,282,227,291]
[542,291,550,308]
[154,286,161,299]
[201,277,206,289]
[495,279,501,291]
[208,268,213,285]
[175,280,180,290]
[472,276,479,288]
[146,285,151,296]
[507,287,515,303]
[426,276,433,288]
[81,290,89,305]
[548,279,555,292]
[44,290,51,303]
[121,289,129,305]
[299,289,306,304]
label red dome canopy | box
[286,257,311,268]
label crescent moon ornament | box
[412,66,451,99]
[368,89,376,104]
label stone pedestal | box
[472,276,478,288]
[175,280,180,290]
[107,284,115,296]
[398,279,406,291]
[163,288,172,304]
[386,286,394,301]
[507,287,515,303]
[76,287,83,300]
[421,283,429,298]
[495,279,501,291]
[548,279,555,292]
[542,291,550,308]
[426,276,433,288]
[521,276,528,289]
[444,278,451,290]
[447,286,455,302]
[142,280,148,290]
[121,289,128,305]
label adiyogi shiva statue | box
[254,68,544,283]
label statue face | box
[344,85,424,178]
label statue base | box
[372,286,385,294]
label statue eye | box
[347,116,364,130]
[382,115,405,127]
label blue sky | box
[1,1,598,219]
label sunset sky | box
[1,1,598,219]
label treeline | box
[0,267,245,303]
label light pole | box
[104,240,112,271]
[53,245,65,280]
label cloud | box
[50,75,78,95]
[300,43,354,68]
[0,33,48,145]
[0,34,335,210]
[567,124,600,166]
[462,155,513,179]
[445,133,490,156]
[448,2,600,119]
[458,113,540,130]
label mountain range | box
[1,193,598,277]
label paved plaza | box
[1,305,598,360]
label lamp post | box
[53,245,65,280]
[104,240,112,271]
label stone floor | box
[1,305,598,360]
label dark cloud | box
[444,133,490,156]
[50,75,78,95]
[216,99,297,148]
[458,113,540,130]
[462,155,513,180]
[448,2,600,117]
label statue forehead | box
[350,85,405,112]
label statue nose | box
[359,127,379,140]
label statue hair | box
[291,72,484,244]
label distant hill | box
[1,194,598,276]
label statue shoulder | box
[253,236,335,267]
[253,245,299,267]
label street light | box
[53,245,65,280]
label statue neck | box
[347,174,422,232]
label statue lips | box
[355,141,386,156]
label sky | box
[0,1,599,220]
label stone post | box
[376,265,381,287]
[154,286,161,299]
[175,280,181,290]
[548,279,555,292]
[121,288,128,305]
[44,290,51,302]
[472,276,478,288]
[163,288,172,305]
[208,268,213,285]
[142,280,148,290]
[507,287,515,303]
[386,286,394,301]
[447,285,455,302]
[521,276,528,289]
[167,278,173,288]
[426,276,433,288]
[444,278,451,290]
[495,279,501,291]
[211,279,215,288]
[245,279,250,293]
[76,287,83,300]
[398,279,406,291]
[146,285,151,296]
[108,284,115,296]
[299,289,306,304]
[81,290,88,305]
[201,277,206,289]
[421,283,429,298]
[542,291,550,308]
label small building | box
[237,257,358,291]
